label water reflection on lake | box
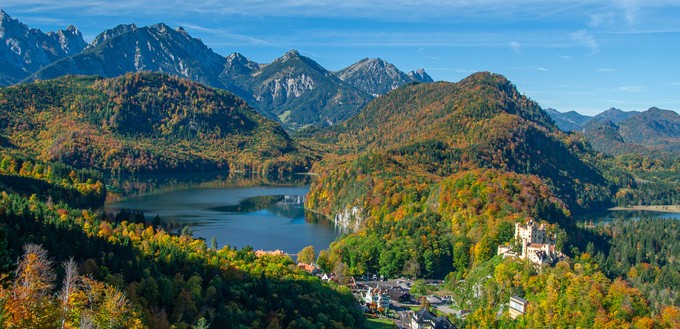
[105,172,346,254]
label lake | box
[576,208,680,225]
[104,172,346,254]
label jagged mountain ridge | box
[407,68,434,83]
[335,57,430,96]
[27,23,228,88]
[0,10,86,85]
[4,12,433,128]
[220,50,372,128]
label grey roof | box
[413,308,455,329]
[511,295,527,303]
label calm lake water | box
[104,172,346,254]
[576,209,680,225]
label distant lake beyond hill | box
[104,172,345,254]
[576,208,680,225]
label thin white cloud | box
[570,30,599,54]
[179,23,269,45]
[14,15,68,26]
[618,86,644,92]
[3,0,674,21]
[506,66,549,72]
[588,13,614,28]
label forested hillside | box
[305,72,612,278]
[303,72,679,327]
[309,72,616,216]
[0,72,310,173]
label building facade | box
[498,220,562,266]
[509,296,527,319]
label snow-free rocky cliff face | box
[0,10,86,85]
[336,58,413,96]
[231,50,372,128]
[29,23,227,88]
[336,58,432,97]
[407,68,434,83]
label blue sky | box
[3,0,680,115]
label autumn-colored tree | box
[316,250,332,273]
[0,244,143,329]
[1,244,58,329]
[297,245,316,265]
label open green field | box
[365,316,395,329]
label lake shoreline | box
[609,205,680,213]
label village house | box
[364,286,390,310]
[387,288,411,303]
[411,307,455,329]
[508,295,528,319]
[297,262,319,275]
[321,273,337,283]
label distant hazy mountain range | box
[0,11,431,128]
[547,107,680,155]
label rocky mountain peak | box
[29,21,227,90]
[228,52,244,61]
[279,49,301,62]
[47,25,87,54]
[224,52,260,75]
[227,52,258,65]
[0,10,27,37]
[227,52,249,63]
[176,26,191,36]
[0,9,9,21]
[150,23,171,34]
[336,57,424,96]
[361,58,400,74]
[0,9,12,24]
[363,57,387,66]
[0,10,86,85]
[408,68,434,82]
[89,23,138,48]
